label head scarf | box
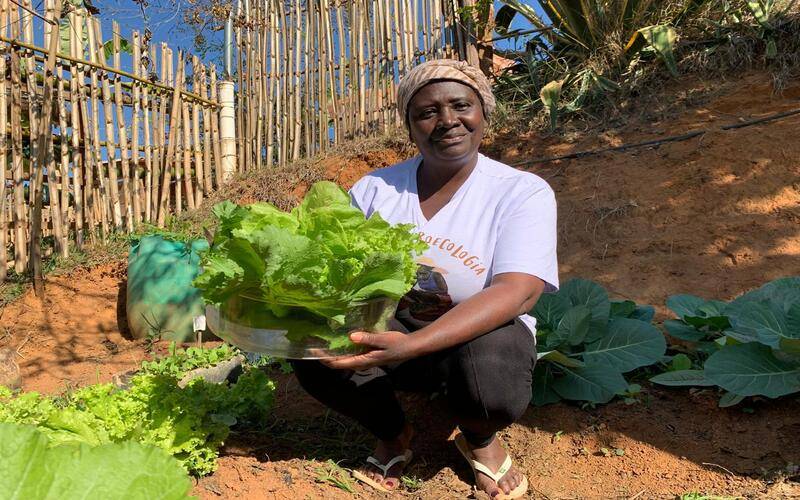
[396,59,496,126]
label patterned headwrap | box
[396,59,496,125]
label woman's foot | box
[358,423,414,490]
[466,435,524,497]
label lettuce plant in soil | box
[0,367,275,476]
[0,423,193,500]
[651,277,800,407]
[194,181,427,349]
[530,278,666,405]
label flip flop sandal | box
[454,433,529,500]
[352,449,413,493]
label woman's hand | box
[321,331,421,371]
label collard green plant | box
[652,277,800,405]
[0,423,192,500]
[531,278,666,405]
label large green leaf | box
[631,305,655,323]
[666,294,706,319]
[537,350,585,368]
[610,300,636,318]
[551,365,628,404]
[561,278,610,340]
[555,305,591,347]
[531,293,572,330]
[727,301,791,348]
[583,317,666,373]
[663,319,706,342]
[704,343,800,398]
[730,277,800,312]
[718,392,745,408]
[531,364,561,406]
[787,303,800,339]
[650,369,715,386]
[0,423,192,500]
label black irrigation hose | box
[510,106,800,167]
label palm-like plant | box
[496,0,706,64]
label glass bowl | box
[205,295,398,359]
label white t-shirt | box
[349,153,559,338]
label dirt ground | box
[1,71,799,499]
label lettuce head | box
[194,181,426,345]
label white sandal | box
[352,449,413,492]
[454,433,529,500]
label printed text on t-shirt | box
[417,231,487,276]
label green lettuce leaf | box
[0,423,193,500]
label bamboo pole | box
[69,11,85,246]
[85,16,109,240]
[254,24,264,171]
[152,44,164,220]
[321,0,336,147]
[181,94,195,211]
[45,0,66,256]
[335,1,346,138]
[357,0,367,135]
[168,50,182,215]
[10,5,25,273]
[0,0,8,281]
[140,38,153,223]
[113,21,133,232]
[29,0,62,296]
[52,59,68,258]
[209,65,222,189]
[303,3,312,156]
[199,64,213,195]
[191,57,204,206]
[92,19,123,230]
[235,4,246,173]
[131,31,143,226]
[245,3,255,171]
[265,0,277,166]
[156,52,184,226]
[278,0,288,165]
[20,0,38,238]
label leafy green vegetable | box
[0,369,275,476]
[194,181,427,347]
[652,277,800,406]
[0,423,193,500]
[140,342,237,379]
[530,278,665,405]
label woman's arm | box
[322,272,545,370]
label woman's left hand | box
[321,331,421,371]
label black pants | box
[290,319,536,447]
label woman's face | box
[407,81,485,165]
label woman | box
[291,59,558,499]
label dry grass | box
[176,133,414,234]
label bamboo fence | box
[0,0,224,278]
[0,0,477,284]
[232,0,474,168]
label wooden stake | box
[156,52,184,226]
[29,0,62,296]
[0,0,9,281]
[112,21,133,232]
